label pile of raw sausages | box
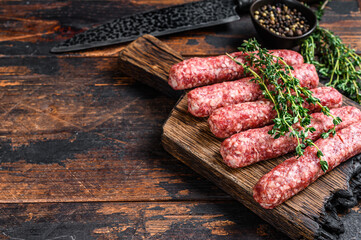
[168,50,361,209]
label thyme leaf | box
[227,38,340,172]
[300,0,361,104]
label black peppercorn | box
[253,3,310,37]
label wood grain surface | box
[119,35,184,98]
[1,0,361,239]
[0,0,360,57]
[162,92,360,240]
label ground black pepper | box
[254,4,310,37]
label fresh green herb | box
[300,0,361,104]
[227,38,341,171]
[306,139,328,171]
[316,0,329,21]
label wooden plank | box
[0,0,360,57]
[0,201,289,239]
[162,93,360,240]
[119,34,183,98]
[116,35,361,239]
[0,55,235,203]
[0,0,360,238]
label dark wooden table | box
[1,1,361,239]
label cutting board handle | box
[119,34,184,99]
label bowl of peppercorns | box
[250,0,317,49]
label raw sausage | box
[220,106,361,168]
[253,122,361,209]
[209,87,342,138]
[169,50,304,90]
[188,63,318,117]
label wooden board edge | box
[161,129,316,240]
[117,34,361,240]
[161,93,361,240]
[315,94,361,239]
[118,34,184,98]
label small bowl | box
[249,0,317,49]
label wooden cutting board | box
[119,34,361,240]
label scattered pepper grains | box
[254,4,310,37]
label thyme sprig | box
[227,39,341,172]
[300,0,361,103]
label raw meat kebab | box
[167,49,361,210]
